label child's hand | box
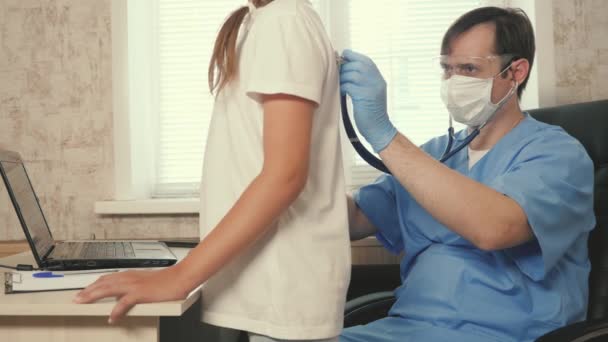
[73,266,190,324]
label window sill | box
[94,198,199,215]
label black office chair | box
[343,99,608,341]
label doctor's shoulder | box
[518,119,593,171]
[419,131,451,159]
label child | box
[75,0,350,341]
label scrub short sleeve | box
[354,175,404,254]
[488,132,595,281]
[245,14,326,105]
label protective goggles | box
[435,54,517,79]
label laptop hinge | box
[42,244,56,260]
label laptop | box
[0,149,177,270]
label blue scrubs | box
[341,115,595,342]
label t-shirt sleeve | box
[354,175,404,254]
[245,13,327,105]
[488,131,595,281]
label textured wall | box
[0,0,606,242]
[0,0,198,241]
[553,0,608,104]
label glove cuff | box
[371,125,398,154]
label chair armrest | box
[536,320,608,341]
[344,291,396,328]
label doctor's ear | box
[509,58,530,85]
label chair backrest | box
[528,99,608,320]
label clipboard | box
[4,269,120,294]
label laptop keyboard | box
[53,242,136,259]
[81,242,135,258]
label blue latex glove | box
[340,49,397,153]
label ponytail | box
[208,1,275,93]
[208,6,248,93]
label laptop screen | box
[0,159,54,259]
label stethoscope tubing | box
[341,95,477,174]
[341,95,392,174]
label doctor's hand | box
[73,266,190,324]
[340,49,397,153]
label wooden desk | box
[0,248,201,342]
[0,240,29,258]
[0,238,400,264]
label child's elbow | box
[262,166,309,199]
[282,169,308,198]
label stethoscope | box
[340,95,482,174]
[338,52,520,174]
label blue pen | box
[33,270,119,278]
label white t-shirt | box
[199,0,351,339]
[468,147,490,169]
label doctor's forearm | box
[173,172,306,291]
[379,133,532,251]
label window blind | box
[312,0,482,187]
[154,0,243,197]
[152,0,487,197]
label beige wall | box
[0,0,607,241]
[553,0,608,104]
[0,0,198,241]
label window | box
[154,0,244,197]
[311,0,487,187]
[152,0,487,197]
[110,0,545,209]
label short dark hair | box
[441,7,535,98]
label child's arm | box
[74,94,314,323]
[175,93,314,287]
[347,194,378,241]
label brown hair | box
[208,0,274,93]
[441,7,535,98]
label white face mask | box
[440,70,517,127]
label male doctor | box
[339,6,595,342]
